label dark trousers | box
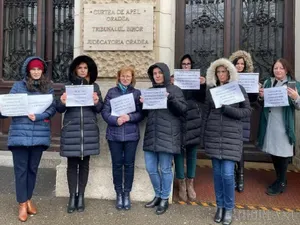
[236,149,244,174]
[108,140,139,193]
[271,155,290,183]
[11,146,44,203]
[67,156,90,194]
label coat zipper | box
[80,80,84,160]
[154,111,157,152]
[219,113,223,160]
[80,106,84,160]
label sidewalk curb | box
[0,151,61,169]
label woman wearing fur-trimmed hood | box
[229,50,257,193]
[202,58,251,225]
[229,50,254,73]
[56,55,104,213]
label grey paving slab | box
[0,166,299,225]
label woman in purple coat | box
[101,66,143,210]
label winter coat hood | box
[147,63,171,87]
[206,58,238,87]
[229,50,254,73]
[179,54,194,69]
[69,55,98,85]
[21,56,47,78]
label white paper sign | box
[0,94,28,116]
[141,88,167,110]
[66,85,94,107]
[174,69,200,90]
[28,94,53,114]
[238,73,259,93]
[264,86,289,107]
[210,81,245,109]
[110,93,136,116]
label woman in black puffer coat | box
[56,55,103,213]
[174,54,206,202]
[203,58,251,225]
[142,63,187,215]
[229,50,257,193]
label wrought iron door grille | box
[240,0,284,81]
[0,0,74,83]
[51,0,74,83]
[2,1,37,80]
[184,0,225,74]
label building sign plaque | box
[84,4,153,51]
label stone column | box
[55,0,177,202]
[293,0,300,168]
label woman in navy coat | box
[101,66,143,210]
[0,56,56,222]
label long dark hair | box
[179,54,194,69]
[232,57,247,73]
[26,73,51,93]
[271,58,295,80]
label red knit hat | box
[27,59,44,72]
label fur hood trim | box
[206,58,238,87]
[229,50,254,72]
[69,55,98,84]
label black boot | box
[123,192,131,210]
[116,192,123,210]
[223,209,233,225]
[156,199,169,215]
[267,179,279,193]
[237,173,244,192]
[214,207,224,223]
[266,182,286,196]
[144,197,161,208]
[234,165,238,190]
[67,193,76,213]
[236,159,244,192]
[77,193,85,212]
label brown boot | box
[18,202,28,222]
[27,199,37,215]
[186,178,196,201]
[178,178,187,202]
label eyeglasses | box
[181,63,191,66]
[120,76,132,79]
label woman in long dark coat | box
[229,50,257,192]
[56,55,103,213]
[203,58,251,225]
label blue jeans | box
[144,151,174,200]
[212,158,235,210]
[108,140,139,193]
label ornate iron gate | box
[184,0,225,73]
[175,0,295,161]
[176,0,294,80]
[0,0,75,150]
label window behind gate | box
[0,0,75,150]
[176,0,294,81]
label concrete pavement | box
[0,166,299,225]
